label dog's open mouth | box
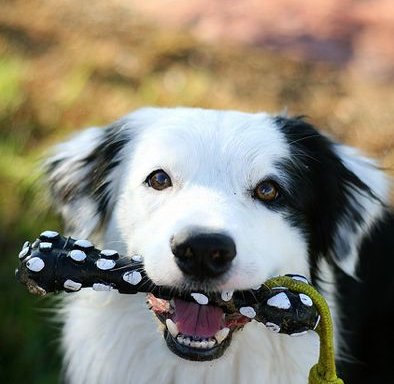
[147,293,251,361]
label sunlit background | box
[1,1,393,382]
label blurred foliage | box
[0,1,393,383]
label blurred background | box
[0,0,393,382]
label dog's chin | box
[147,293,250,361]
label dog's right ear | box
[44,118,133,237]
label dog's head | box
[46,107,389,360]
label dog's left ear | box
[331,144,390,275]
[276,116,391,277]
[44,118,134,237]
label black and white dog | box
[46,108,393,383]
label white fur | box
[49,108,389,384]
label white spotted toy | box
[16,231,320,337]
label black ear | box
[44,118,133,237]
[275,116,390,277]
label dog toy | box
[16,230,343,384]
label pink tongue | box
[174,298,224,338]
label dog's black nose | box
[171,228,236,279]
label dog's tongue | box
[174,298,224,338]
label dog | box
[45,107,393,383]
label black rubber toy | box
[16,230,320,336]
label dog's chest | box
[62,292,319,384]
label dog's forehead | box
[131,109,290,180]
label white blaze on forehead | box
[128,109,290,190]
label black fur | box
[45,119,132,228]
[276,116,393,383]
[275,116,377,276]
[335,212,394,383]
[82,123,131,216]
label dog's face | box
[46,107,387,361]
[118,111,308,290]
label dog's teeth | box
[191,293,209,305]
[175,334,215,349]
[239,306,256,319]
[200,340,208,349]
[166,319,179,338]
[221,290,234,302]
[215,327,230,344]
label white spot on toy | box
[313,315,321,330]
[265,322,280,333]
[267,292,291,309]
[19,247,30,260]
[74,239,93,249]
[131,255,143,262]
[272,286,288,290]
[191,293,209,305]
[239,306,256,318]
[40,230,59,239]
[123,271,142,285]
[26,257,45,272]
[39,242,53,251]
[290,275,309,284]
[64,279,82,291]
[69,250,87,262]
[299,293,313,307]
[100,249,118,258]
[221,290,234,301]
[96,258,116,270]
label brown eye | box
[253,180,279,202]
[146,170,172,190]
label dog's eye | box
[146,170,172,190]
[253,180,279,202]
